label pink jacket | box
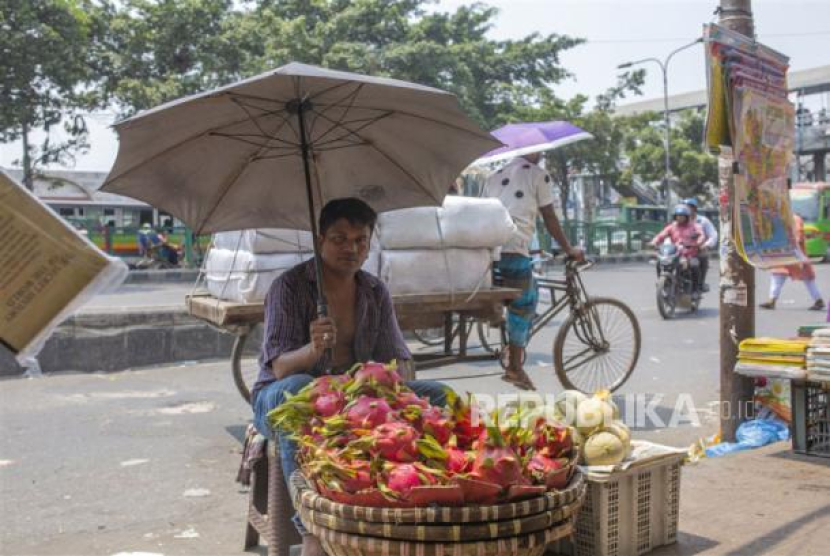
[651,222,705,257]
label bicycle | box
[478,255,641,393]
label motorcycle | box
[134,242,180,270]
[654,240,703,319]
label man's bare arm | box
[539,204,583,260]
[271,344,318,380]
[270,317,336,380]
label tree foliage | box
[103,0,583,129]
[620,109,718,201]
[512,70,646,214]
[0,0,108,188]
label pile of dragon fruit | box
[268,362,576,507]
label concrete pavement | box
[1,262,829,555]
[3,358,830,555]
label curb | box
[125,268,201,284]
[0,306,260,377]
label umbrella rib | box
[309,84,365,145]
[233,97,274,138]
[210,134,299,150]
[309,108,442,205]
[312,113,393,149]
[312,102,494,143]
[105,106,293,186]
[196,116,295,234]
[210,131,299,149]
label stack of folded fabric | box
[735,337,810,380]
[806,328,830,382]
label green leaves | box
[1,0,109,187]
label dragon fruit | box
[371,422,421,462]
[310,374,351,399]
[445,391,484,449]
[471,425,526,490]
[345,395,393,429]
[421,406,453,445]
[392,390,430,410]
[416,435,472,475]
[314,391,346,417]
[531,419,573,459]
[527,453,570,489]
[350,361,403,391]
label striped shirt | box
[253,259,411,400]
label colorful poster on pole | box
[704,23,801,269]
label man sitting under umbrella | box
[252,197,449,556]
[484,153,583,391]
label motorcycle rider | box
[683,198,717,292]
[651,205,706,298]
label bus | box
[790,182,830,260]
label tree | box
[512,71,646,217]
[621,109,718,202]
[106,0,583,129]
[100,0,248,114]
[0,0,108,189]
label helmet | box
[683,198,699,209]
[673,204,691,217]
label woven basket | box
[290,472,586,556]
[306,518,575,556]
[300,498,582,542]
[292,470,585,524]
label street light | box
[618,37,704,214]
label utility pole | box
[718,0,756,441]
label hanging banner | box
[704,23,801,269]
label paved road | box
[1,262,828,555]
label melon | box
[599,421,632,457]
[584,431,627,466]
[554,391,588,426]
[575,398,614,434]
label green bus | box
[595,203,719,227]
[790,182,830,260]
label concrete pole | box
[718,0,757,441]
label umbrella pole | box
[295,98,328,318]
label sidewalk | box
[2,360,829,555]
[654,443,830,555]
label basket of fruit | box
[271,362,586,556]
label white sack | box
[380,249,492,296]
[205,245,380,303]
[377,196,515,250]
[205,249,312,303]
[213,229,314,254]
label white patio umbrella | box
[102,62,499,314]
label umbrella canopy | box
[475,121,593,165]
[103,63,498,314]
[102,63,499,234]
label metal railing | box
[539,221,665,256]
[75,224,211,267]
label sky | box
[2,0,829,173]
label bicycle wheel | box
[476,320,506,354]
[232,326,262,404]
[553,297,641,394]
[412,328,445,346]
[656,275,676,320]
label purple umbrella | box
[476,120,593,165]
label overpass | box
[614,64,830,180]
[614,64,830,116]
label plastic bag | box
[704,417,789,458]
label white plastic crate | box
[559,450,684,556]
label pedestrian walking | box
[760,214,825,311]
